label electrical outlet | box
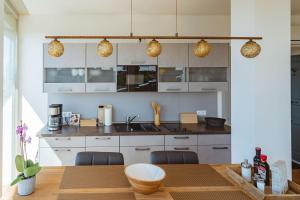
[197,110,207,117]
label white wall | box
[0,0,3,196]
[18,14,230,159]
[231,0,292,177]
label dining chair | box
[75,152,124,166]
[150,151,199,164]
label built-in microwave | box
[117,65,158,92]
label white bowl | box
[125,163,166,194]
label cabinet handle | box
[174,136,190,139]
[166,88,181,92]
[174,147,190,150]
[94,88,110,92]
[135,147,151,151]
[201,88,217,92]
[55,138,71,141]
[58,88,73,92]
[212,147,229,150]
[54,149,71,152]
[95,137,111,140]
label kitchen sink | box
[114,123,160,132]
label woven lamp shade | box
[48,39,64,57]
[193,40,211,58]
[147,39,162,57]
[97,39,113,57]
[241,40,261,58]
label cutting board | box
[180,112,198,124]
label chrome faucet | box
[126,114,140,124]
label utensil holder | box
[154,114,160,126]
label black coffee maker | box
[48,104,63,131]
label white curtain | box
[2,5,18,186]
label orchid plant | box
[11,122,41,186]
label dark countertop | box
[37,122,231,137]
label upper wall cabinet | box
[86,43,117,68]
[158,43,188,68]
[43,43,86,68]
[117,44,157,65]
[189,43,230,68]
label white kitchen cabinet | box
[43,43,86,68]
[158,82,188,92]
[120,136,164,146]
[198,145,231,164]
[85,83,116,93]
[86,136,119,147]
[165,145,198,153]
[158,43,188,68]
[117,44,157,65]
[165,135,197,146]
[86,43,117,68]
[120,146,164,165]
[86,147,119,152]
[43,83,86,93]
[198,135,231,145]
[39,147,84,166]
[189,43,230,68]
[39,137,85,148]
[188,82,228,92]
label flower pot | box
[18,176,36,196]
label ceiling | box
[9,0,300,16]
[11,0,230,15]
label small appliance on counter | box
[205,117,226,128]
[104,105,113,126]
[48,104,63,131]
[97,105,105,126]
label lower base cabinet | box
[165,145,198,153]
[86,147,119,152]
[198,145,231,164]
[39,147,85,166]
[120,146,164,165]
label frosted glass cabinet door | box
[43,43,86,68]
[158,43,188,68]
[189,43,230,67]
[117,44,157,65]
[86,43,117,68]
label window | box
[2,5,18,186]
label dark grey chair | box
[150,151,199,164]
[75,152,124,166]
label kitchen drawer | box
[158,82,188,92]
[39,137,85,148]
[188,82,228,92]
[120,146,164,165]
[198,135,231,146]
[43,83,85,93]
[86,136,119,147]
[165,135,197,146]
[165,145,198,153]
[86,83,116,93]
[198,145,231,164]
[120,136,164,146]
[86,147,119,152]
[39,147,84,166]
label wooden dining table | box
[2,164,282,200]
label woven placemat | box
[57,193,136,200]
[170,191,252,200]
[161,164,233,187]
[60,166,130,189]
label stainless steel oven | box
[117,65,157,92]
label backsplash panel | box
[48,93,217,122]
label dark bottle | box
[253,147,262,174]
[258,154,270,185]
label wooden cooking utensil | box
[151,101,160,126]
